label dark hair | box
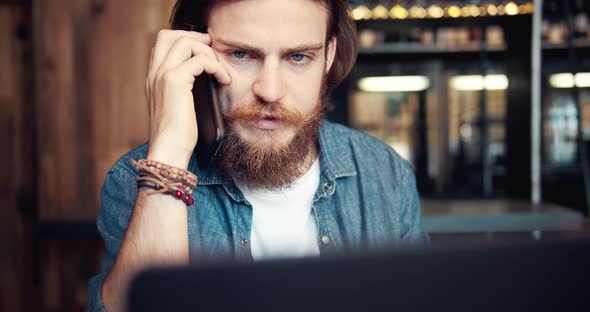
[169,0,357,89]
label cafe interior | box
[1,0,589,311]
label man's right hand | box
[145,29,231,169]
[102,29,232,312]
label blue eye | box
[292,54,306,62]
[232,51,247,59]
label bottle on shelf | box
[573,0,590,40]
[543,0,568,45]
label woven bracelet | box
[132,159,197,189]
[137,180,195,206]
[131,159,197,206]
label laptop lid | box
[129,238,590,312]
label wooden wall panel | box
[35,0,82,220]
[40,240,105,311]
[32,0,176,310]
[90,0,175,211]
[34,0,175,220]
[1,4,36,312]
[0,7,22,312]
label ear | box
[325,37,337,74]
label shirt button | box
[321,235,330,245]
[323,182,333,191]
[241,238,248,246]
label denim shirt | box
[87,120,429,311]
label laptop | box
[128,238,590,312]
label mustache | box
[223,101,308,125]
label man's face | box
[208,0,336,149]
[207,0,337,189]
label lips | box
[246,116,284,130]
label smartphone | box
[193,74,225,171]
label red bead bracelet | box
[167,189,195,206]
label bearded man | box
[87,0,429,311]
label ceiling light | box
[427,5,445,18]
[447,5,462,18]
[505,2,519,15]
[549,72,590,88]
[390,5,409,19]
[449,74,509,91]
[487,4,498,16]
[358,76,430,92]
[372,5,389,19]
[352,5,372,20]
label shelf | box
[541,164,582,174]
[356,15,531,31]
[355,15,530,62]
[359,42,506,55]
[356,42,508,62]
[356,37,590,57]
[542,38,590,50]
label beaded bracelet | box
[137,181,195,206]
[137,173,192,194]
[133,159,197,189]
[131,159,197,206]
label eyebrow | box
[215,38,324,55]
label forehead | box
[208,0,329,49]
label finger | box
[150,30,211,79]
[165,55,231,86]
[149,47,155,68]
[155,52,231,87]
[153,30,211,61]
[146,47,155,101]
[153,37,217,81]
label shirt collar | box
[192,120,357,190]
[316,120,357,181]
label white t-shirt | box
[236,158,320,261]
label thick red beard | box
[217,100,324,191]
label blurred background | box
[1,0,590,311]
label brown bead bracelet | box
[131,159,198,205]
[137,181,195,206]
[133,159,197,188]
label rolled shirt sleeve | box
[86,161,138,312]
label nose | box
[252,59,286,104]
